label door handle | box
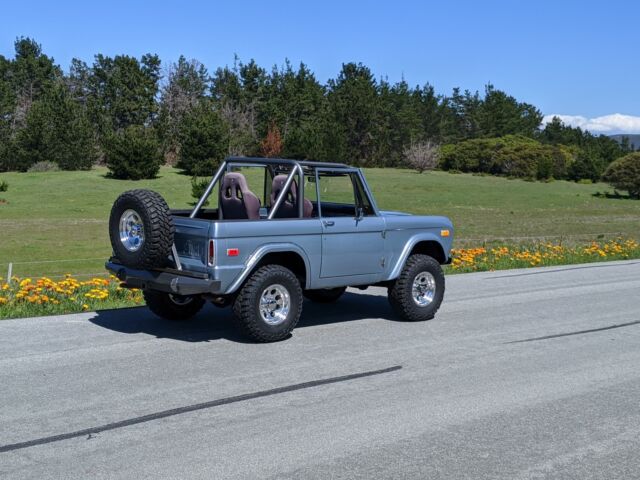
[323,220,335,227]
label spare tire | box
[109,189,175,269]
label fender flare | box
[225,242,312,294]
[386,233,447,281]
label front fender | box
[386,232,450,281]
[224,242,312,294]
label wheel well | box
[410,241,446,264]
[255,251,307,287]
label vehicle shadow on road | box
[89,291,397,343]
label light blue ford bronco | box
[106,157,454,342]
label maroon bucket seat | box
[270,174,313,218]
[219,172,261,220]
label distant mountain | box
[608,134,640,150]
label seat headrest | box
[222,172,251,198]
[271,174,297,202]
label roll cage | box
[190,157,379,220]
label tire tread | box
[109,189,175,269]
[388,254,445,321]
[233,265,303,342]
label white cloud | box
[542,113,640,134]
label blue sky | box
[2,0,639,133]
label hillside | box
[1,167,639,278]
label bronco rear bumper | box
[106,260,221,296]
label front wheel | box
[233,265,303,342]
[143,291,205,321]
[388,254,445,322]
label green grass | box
[0,167,639,279]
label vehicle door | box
[317,168,385,278]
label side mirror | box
[356,207,364,221]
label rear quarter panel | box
[212,219,322,293]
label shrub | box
[27,161,59,172]
[191,176,211,205]
[177,103,228,176]
[602,152,640,199]
[403,140,440,173]
[568,150,603,182]
[104,126,162,180]
[440,138,495,172]
[440,135,565,180]
[493,144,542,179]
[260,123,283,158]
[0,179,8,192]
[550,145,578,179]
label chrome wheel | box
[412,271,436,307]
[119,209,145,252]
[259,284,290,325]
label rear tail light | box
[208,239,215,266]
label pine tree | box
[104,125,161,180]
[87,53,161,136]
[176,101,229,175]
[325,63,378,165]
[262,61,326,159]
[13,83,96,171]
[478,84,542,137]
[158,56,210,160]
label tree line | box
[0,37,632,181]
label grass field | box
[0,166,639,279]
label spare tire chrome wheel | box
[109,189,175,269]
[119,209,145,252]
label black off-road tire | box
[303,287,346,303]
[109,189,174,269]
[388,254,445,322]
[143,291,205,321]
[232,265,303,343]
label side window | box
[352,174,375,216]
[318,171,375,217]
[304,174,319,218]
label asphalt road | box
[1,260,640,479]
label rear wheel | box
[233,265,303,342]
[143,290,205,321]
[388,254,445,322]
[303,287,346,303]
